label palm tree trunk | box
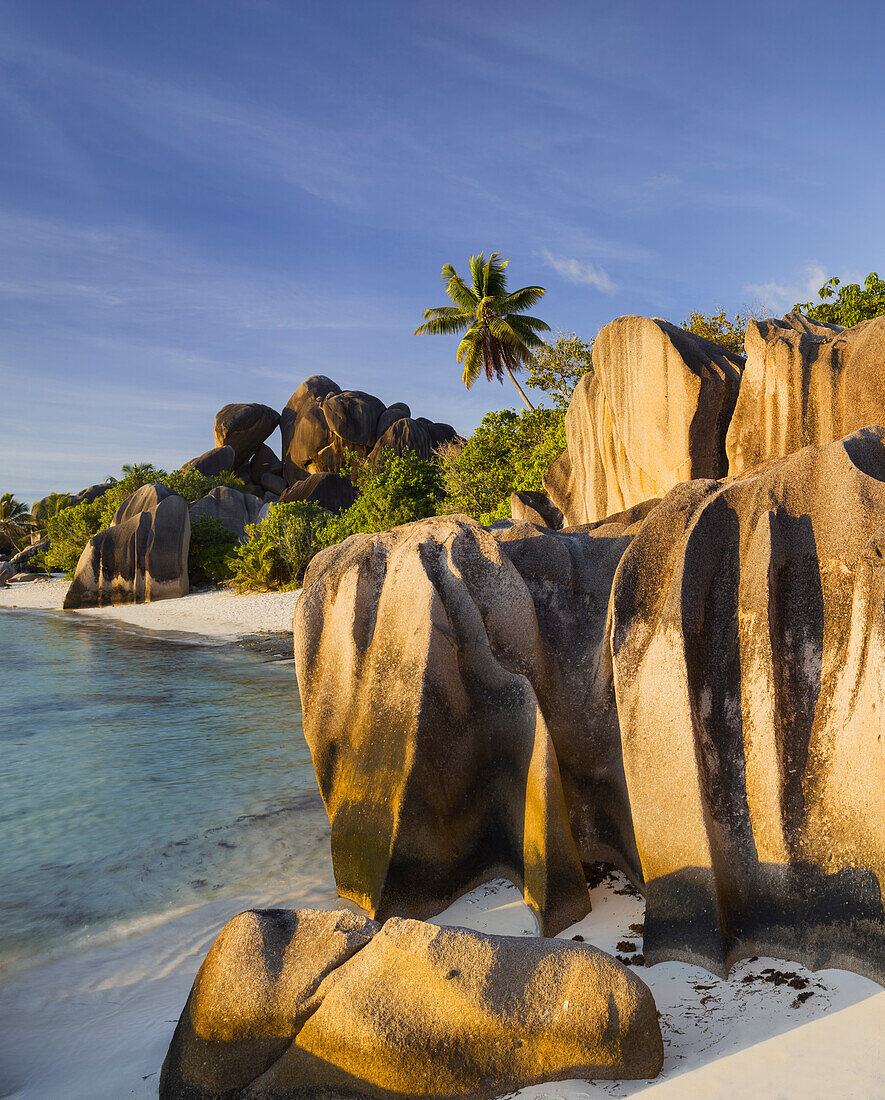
[502,361,535,410]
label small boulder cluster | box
[160,908,663,1099]
[57,377,460,610]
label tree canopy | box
[526,332,593,409]
[415,252,549,410]
[794,272,885,328]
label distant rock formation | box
[64,484,190,609]
[181,446,235,478]
[279,471,359,513]
[543,315,744,526]
[280,373,460,479]
[725,312,885,475]
[160,908,663,1099]
[213,403,281,469]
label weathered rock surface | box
[279,376,459,478]
[189,487,265,541]
[213,403,280,469]
[544,316,744,525]
[259,472,288,497]
[160,909,663,1099]
[322,390,386,451]
[281,376,341,481]
[249,443,283,485]
[725,312,885,475]
[510,489,564,529]
[295,512,647,936]
[279,472,359,514]
[368,416,433,463]
[64,484,189,609]
[375,401,411,437]
[182,446,236,478]
[612,426,885,981]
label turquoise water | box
[0,609,327,973]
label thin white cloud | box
[537,249,618,293]
[744,263,828,313]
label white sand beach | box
[2,587,884,1098]
[0,577,300,644]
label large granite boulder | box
[544,315,744,525]
[725,311,885,475]
[248,443,282,486]
[611,426,885,981]
[375,401,411,437]
[189,487,265,541]
[64,484,189,609]
[322,390,386,451]
[213,403,280,469]
[295,510,648,936]
[510,489,564,529]
[280,375,341,481]
[279,472,358,514]
[181,446,236,478]
[160,909,663,1099]
[368,416,434,464]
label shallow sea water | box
[0,609,331,976]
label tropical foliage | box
[415,252,549,409]
[794,272,885,328]
[0,493,33,552]
[231,502,327,592]
[525,332,593,408]
[437,407,566,524]
[44,463,246,574]
[319,449,444,547]
[188,516,238,584]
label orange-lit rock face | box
[612,427,885,979]
[294,511,648,939]
[544,315,744,526]
[160,910,664,1098]
[295,428,885,986]
[725,312,885,476]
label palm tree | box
[415,253,550,410]
[0,493,34,553]
[31,491,70,537]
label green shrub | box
[319,449,444,546]
[44,463,248,576]
[794,272,885,328]
[188,516,238,584]
[437,407,566,523]
[231,502,327,592]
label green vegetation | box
[415,252,549,410]
[231,502,327,592]
[0,493,34,552]
[437,406,566,524]
[44,464,246,575]
[320,450,444,546]
[795,272,885,328]
[525,332,593,408]
[188,516,238,584]
[682,308,752,356]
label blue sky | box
[2,0,884,501]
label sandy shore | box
[3,577,885,1097]
[0,577,299,648]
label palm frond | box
[414,306,473,336]
[442,269,479,311]
[457,329,484,388]
[500,285,547,314]
[481,252,510,299]
[505,313,550,334]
